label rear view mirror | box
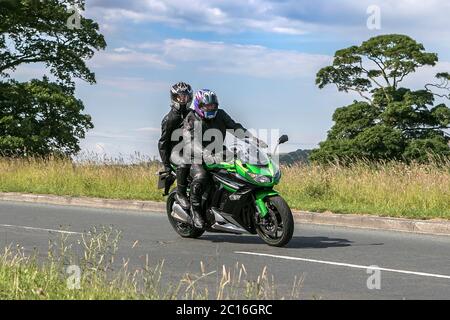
[278,135,289,145]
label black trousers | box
[190,164,209,208]
[176,164,190,190]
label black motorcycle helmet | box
[170,82,193,111]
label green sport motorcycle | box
[162,135,294,247]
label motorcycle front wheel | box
[255,196,294,247]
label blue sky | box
[14,0,450,159]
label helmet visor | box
[201,103,218,112]
[176,93,190,104]
[201,103,218,119]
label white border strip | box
[0,224,83,235]
[235,251,450,280]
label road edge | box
[0,192,449,236]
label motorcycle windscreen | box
[230,140,270,166]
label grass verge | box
[0,156,449,220]
[0,226,302,300]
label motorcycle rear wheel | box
[166,190,204,239]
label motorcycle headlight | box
[248,173,271,184]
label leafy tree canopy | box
[0,0,105,156]
[1,0,106,88]
[311,34,450,163]
[0,78,93,156]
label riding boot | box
[191,203,205,229]
[190,181,205,229]
[175,166,190,210]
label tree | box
[0,0,106,156]
[316,34,438,104]
[0,0,106,88]
[0,78,93,156]
[311,35,450,163]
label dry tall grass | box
[0,156,448,219]
[0,226,301,300]
[279,160,450,219]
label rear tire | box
[166,190,204,239]
[255,196,294,247]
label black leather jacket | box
[182,109,249,160]
[158,104,189,168]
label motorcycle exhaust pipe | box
[171,203,193,225]
[210,208,249,234]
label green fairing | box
[204,162,235,171]
[222,184,238,193]
[235,160,275,187]
[255,190,279,217]
[246,163,272,176]
[205,162,237,192]
[256,190,279,199]
[203,158,279,217]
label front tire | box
[255,196,294,247]
[166,190,204,239]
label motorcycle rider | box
[158,82,193,210]
[182,89,266,229]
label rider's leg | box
[175,164,190,210]
[190,164,207,229]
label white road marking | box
[235,251,450,280]
[0,224,83,235]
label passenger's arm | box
[158,114,176,170]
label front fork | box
[255,190,279,218]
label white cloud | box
[113,47,133,53]
[86,129,161,141]
[90,49,175,69]
[84,0,450,48]
[135,127,161,133]
[274,0,450,44]
[241,16,309,35]
[99,77,169,92]
[87,131,134,140]
[402,61,450,100]
[86,0,311,35]
[94,142,107,154]
[79,132,160,161]
[126,38,332,79]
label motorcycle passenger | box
[158,82,193,210]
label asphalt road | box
[1,200,450,300]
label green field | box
[0,157,449,220]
